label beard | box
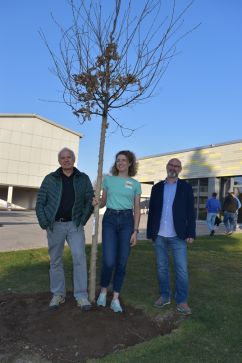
[167,170,178,178]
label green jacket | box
[36,167,94,229]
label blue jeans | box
[47,221,88,299]
[206,213,217,231]
[233,211,238,231]
[223,211,236,232]
[101,208,134,293]
[154,235,189,304]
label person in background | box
[231,191,241,231]
[147,158,196,315]
[223,191,240,235]
[205,192,221,236]
[36,147,94,310]
[93,150,141,313]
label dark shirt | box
[55,169,76,221]
[223,194,238,213]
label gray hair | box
[58,147,76,162]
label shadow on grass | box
[1,235,240,304]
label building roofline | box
[138,139,242,161]
[0,113,82,138]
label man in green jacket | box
[36,147,94,310]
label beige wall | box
[0,114,81,188]
[137,141,242,183]
[140,183,152,197]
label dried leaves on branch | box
[40,0,197,126]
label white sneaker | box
[97,292,107,307]
[49,295,65,309]
[76,297,92,310]
[110,298,123,313]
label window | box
[234,176,242,185]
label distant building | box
[0,114,81,209]
[137,140,242,221]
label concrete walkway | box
[0,210,241,252]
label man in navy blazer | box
[147,158,195,315]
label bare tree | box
[41,0,197,302]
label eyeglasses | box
[168,163,181,168]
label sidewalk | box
[0,210,241,252]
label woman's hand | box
[130,231,138,247]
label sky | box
[1,0,242,182]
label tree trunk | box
[88,114,108,302]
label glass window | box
[186,178,209,220]
[186,179,198,194]
[187,179,198,187]
[234,176,242,185]
[199,178,208,192]
[199,196,208,206]
[200,178,208,186]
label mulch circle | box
[0,292,185,362]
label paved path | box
[0,210,241,252]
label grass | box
[1,234,242,362]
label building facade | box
[136,140,242,221]
[0,114,81,209]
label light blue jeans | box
[47,221,88,299]
[206,213,217,231]
[154,235,189,304]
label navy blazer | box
[147,178,196,241]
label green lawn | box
[0,234,242,363]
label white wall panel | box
[0,114,81,189]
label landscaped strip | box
[0,234,242,363]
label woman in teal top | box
[94,150,141,312]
